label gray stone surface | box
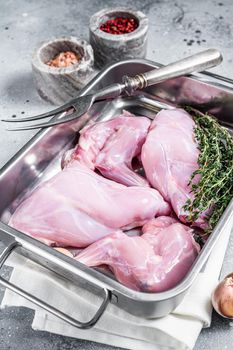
[0,0,233,349]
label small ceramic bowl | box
[32,37,95,105]
[89,7,148,68]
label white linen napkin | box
[1,221,232,350]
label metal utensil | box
[2,48,222,130]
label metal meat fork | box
[3,49,222,131]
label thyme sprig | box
[183,107,233,233]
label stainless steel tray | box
[0,59,233,328]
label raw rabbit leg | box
[77,216,199,292]
[9,162,170,248]
[63,111,150,187]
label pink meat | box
[62,111,150,187]
[9,161,170,248]
[141,108,207,228]
[77,216,199,292]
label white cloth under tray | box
[1,222,232,350]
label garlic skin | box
[212,273,233,318]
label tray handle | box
[0,240,111,329]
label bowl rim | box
[89,7,148,42]
[32,36,94,75]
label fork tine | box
[6,109,86,131]
[1,101,75,122]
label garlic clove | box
[212,273,233,318]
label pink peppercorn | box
[100,17,138,35]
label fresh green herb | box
[183,107,233,233]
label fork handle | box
[123,48,222,94]
[94,83,126,100]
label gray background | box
[0,0,233,349]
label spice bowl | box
[31,37,95,105]
[89,7,148,68]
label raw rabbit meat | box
[77,216,199,292]
[62,111,150,187]
[141,108,206,228]
[9,161,170,248]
